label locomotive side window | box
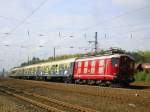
[91,68,95,74]
[84,68,88,73]
[91,60,95,74]
[84,61,88,74]
[78,68,81,74]
[77,61,82,74]
[99,60,104,66]
[99,67,104,74]
[91,60,95,67]
[84,61,88,67]
[78,62,82,67]
[99,60,105,74]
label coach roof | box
[12,58,76,70]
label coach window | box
[64,63,68,70]
[32,68,35,75]
[43,66,48,74]
[32,68,35,74]
[55,64,59,74]
[31,68,33,74]
[29,68,31,74]
[61,64,64,70]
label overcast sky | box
[0,0,150,70]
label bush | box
[145,73,150,81]
[134,71,150,81]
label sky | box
[0,0,150,70]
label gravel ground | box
[0,78,150,112]
[0,90,48,112]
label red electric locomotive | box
[73,54,135,86]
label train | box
[9,53,135,86]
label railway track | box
[5,78,150,94]
[0,85,97,112]
[19,79,150,96]
[1,79,150,104]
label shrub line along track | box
[0,85,97,112]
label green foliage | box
[21,57,44,67]
[131,51,150,63]
[145,73,150,81]
[134,71,150,81]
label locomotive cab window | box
[112,58,119,67]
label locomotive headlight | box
[113,72,116,75]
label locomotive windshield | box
[119,56,135,74]
[110,55,134,82]
[120,56,133,68]
[112,58,119,67]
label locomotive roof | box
[75,54,134,62]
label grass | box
[134,71,150,81]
